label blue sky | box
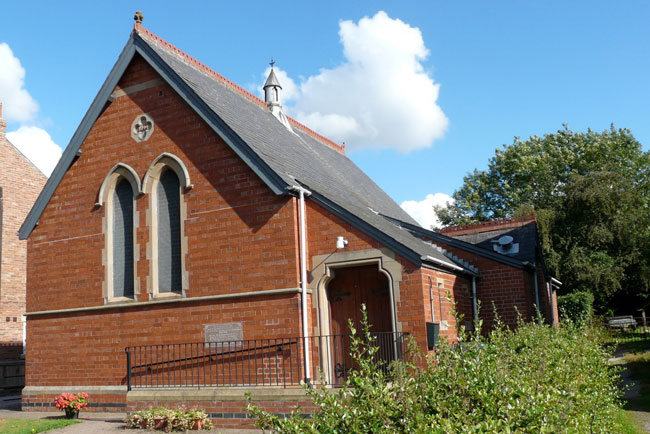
[1,1,648,227]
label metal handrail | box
[125,332,408,391]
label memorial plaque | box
[204,322,243,350]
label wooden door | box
[326,265,392,384]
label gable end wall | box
[26,55,301,314]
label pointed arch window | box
[112,178,135,297]
[143,153,191,297]
[156,169,182,293]
[98,163,141,301]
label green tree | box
[436,126,650,312]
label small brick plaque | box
[204,322,243,350]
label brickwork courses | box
[431,241,534,328]
[0,104,47,359]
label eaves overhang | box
[305,190,423,267]
[19,35,138,240]
[18,31,289,240]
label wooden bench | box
[607,316,637,330]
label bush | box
[248,307,624,433]
[558,291,594,324]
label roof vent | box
[492,235,519,255]
[263,60,293,133]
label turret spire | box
[263,60,293,132]
[263,60,282,106]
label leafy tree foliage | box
[558,291,594,325]
[435,126,650,312]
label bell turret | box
[263,60,293,132]
[263,60,282,107]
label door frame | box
[310,248,403,384]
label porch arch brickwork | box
[310,247,404,338]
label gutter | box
[420,255,478,276]
[420,255,464,272]
[429,277,435,323]
[288,185,312,385]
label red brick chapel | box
[19,15,558,428]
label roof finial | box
[270,58,275,69]
[134,10,144,24]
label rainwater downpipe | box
[290,185,312,384]
[533,270,541,323]
[547,280,556,325]
[472,276,478,325]
[429,277,435,323]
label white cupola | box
[263,60,293,132]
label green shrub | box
[558,291,594,324]
[248,306,624,433]
[125,406,212,431]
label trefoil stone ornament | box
[131,114,154,142]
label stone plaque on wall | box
[204,322,243,350]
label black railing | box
[125,332,408,390]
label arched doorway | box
[327,265,392,334]
[326,265,395,384]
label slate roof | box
[381,215,530,271]
[449,223,538,265]
[19,25,475,275]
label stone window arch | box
[142,153,191,298]
[98,163,141,302]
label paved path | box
[47,417,127,433]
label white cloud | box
[260,11,448,152]
[0,42,61,176]
[0,43,38,122]
[7,126,62,176]
[401,193,453,229]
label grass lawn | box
[614,330,650,354]
[619,410,645,434]
[0,418,80,434]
